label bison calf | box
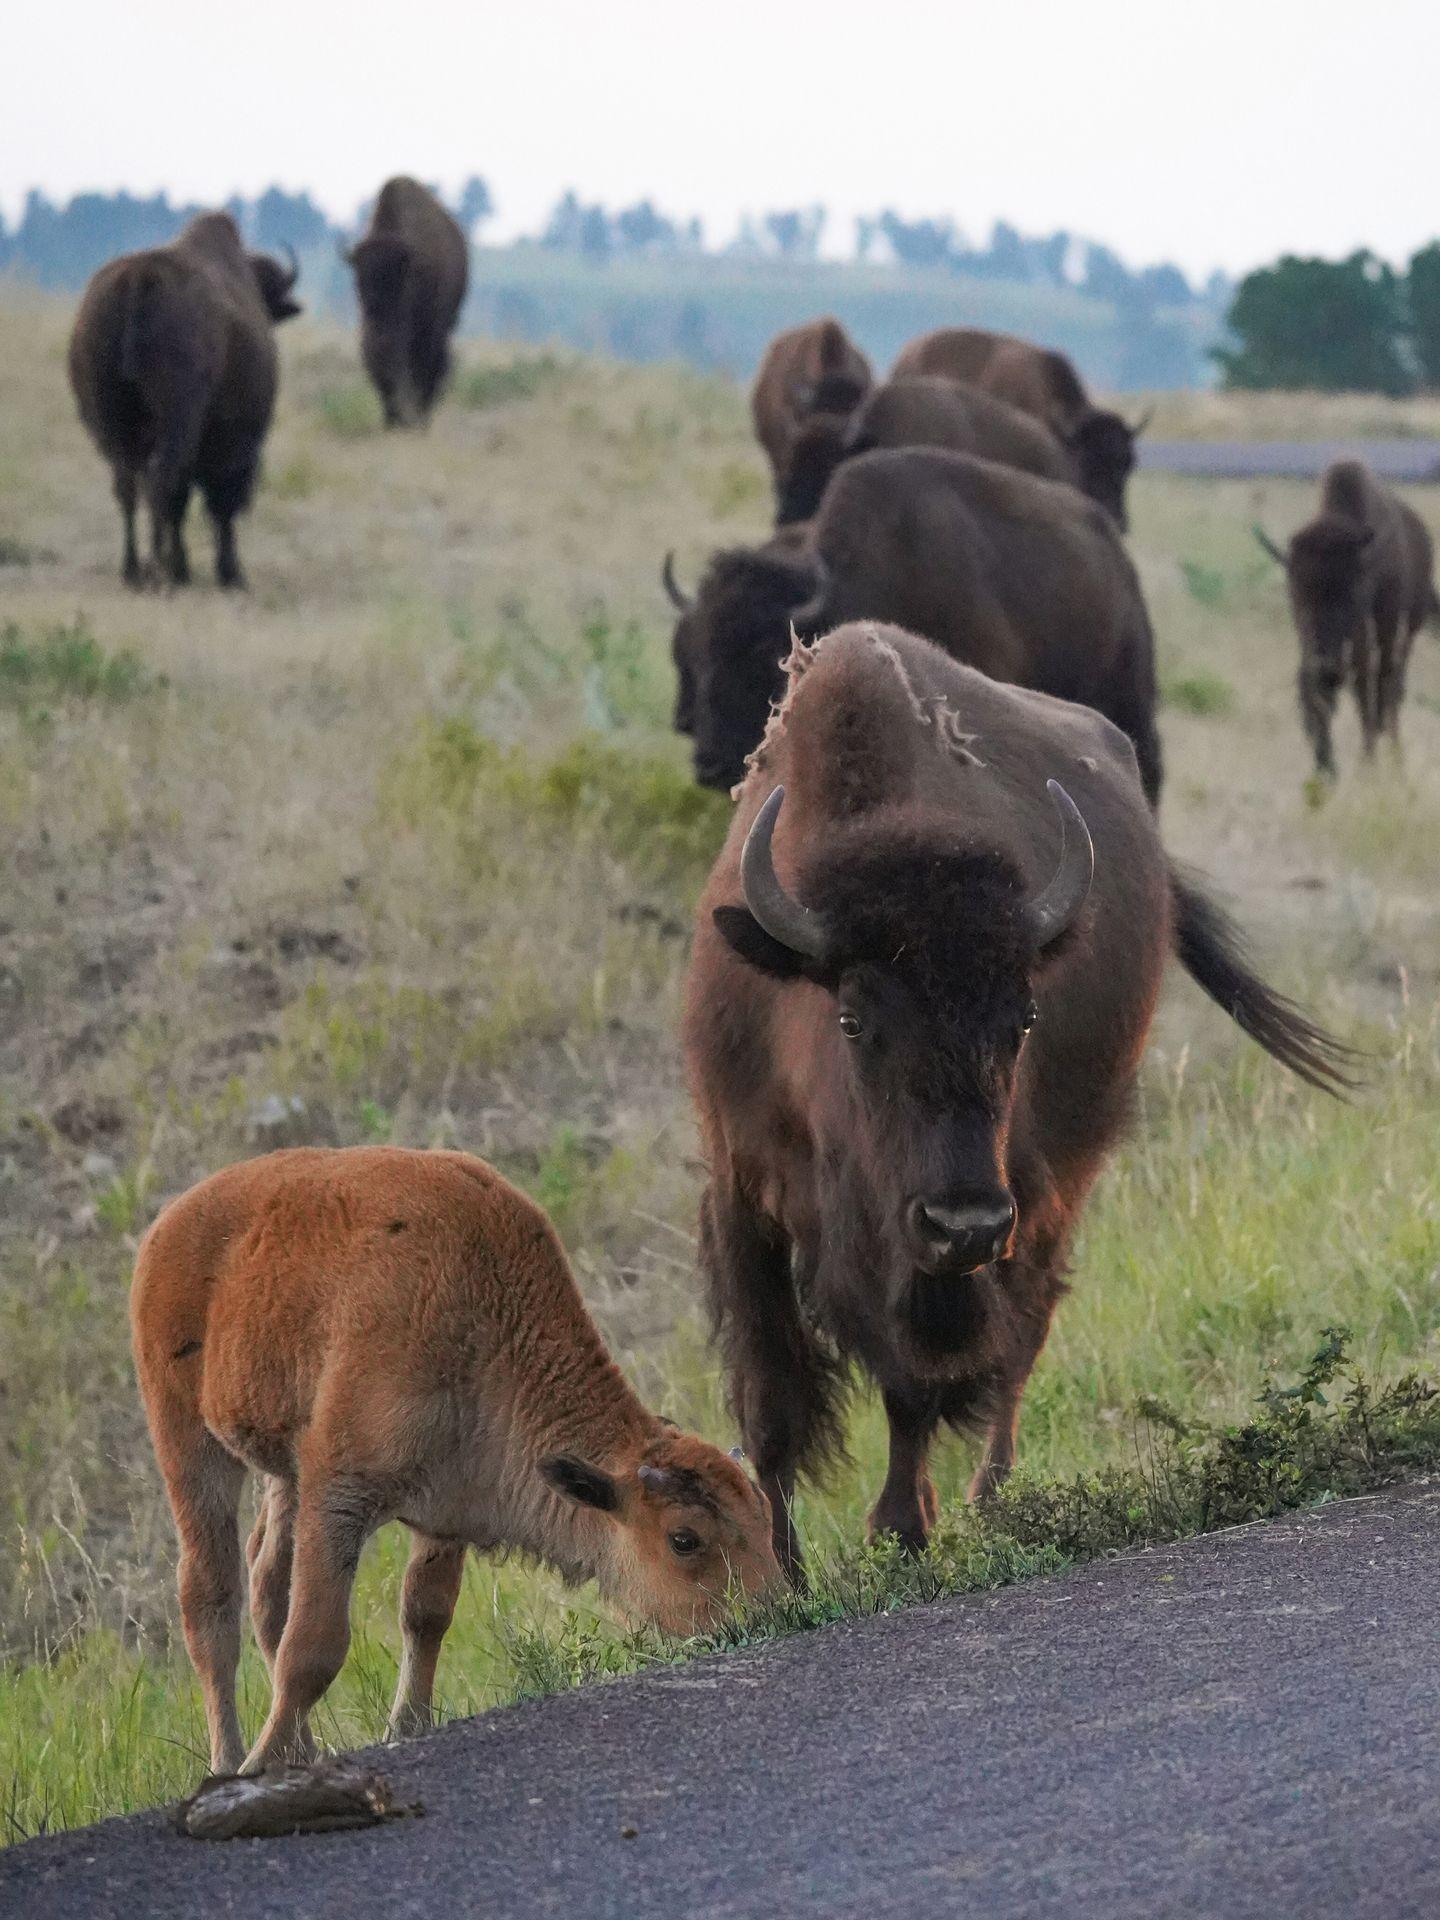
[1255,459,1437,778]
[751,317,872,494]
[68,212,300,589]
[132,1146,778,1775]
[346,177,469,427]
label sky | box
[7,0,1439,281]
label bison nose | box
[908,1194,1016,1275]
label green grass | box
[1160,665,1237,717]
[0,618,153,711]
[315,383,383,438]
[454,352,566,411]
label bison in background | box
[892,327,1150,530]
[751,318,872,492]
[775,375,1077,527]
[1254,459,1438,778]
[685,623,1354,1577]
[676,447,1164,806]
[68,212,301,588]
[347,178,469,427]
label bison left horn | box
[1023,781,1094,949]
[278,242,300,291]
[662,551,693,611]
[741,787,828,962]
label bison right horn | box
[1023,781,1094,949]
[740,787,828,962]
[661,551,693,611]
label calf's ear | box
[541,1455,620,1512]
[713,906,810,980]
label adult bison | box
[892,327,1150,530]
[677,447,1163,806]
[663,522,813,737]
[685,622,1354,1577]
[1254,460,1438,778]
[346,178,469,426]
[68,212,301,588]
[751,318,872,490]
[775,375,1076,527]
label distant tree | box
[876,210,956,270]
[615,199,674,253]
[1407,241,1440,389]
[578,204,611,264]
[1138,261,1191,307]
[251,186,332,253]
[1215,252,1411,394]
[764,206,825,261]
[457,175,493,236]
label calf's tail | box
[1169,870,1361,1096]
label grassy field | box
[1,290,1438,1840]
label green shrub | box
[0,619,154,711]
[1161,667,1236,717]
[316,384,383,438]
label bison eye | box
[1021,1000,1039,1036]
[839,1012,863,1040]
[668,1528,703,1557]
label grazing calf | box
[685,624,1353,1579]
[775,376,1076,528]
[132,1147,778,1775]
[1255,460,1437,777]
[68,212,300,588]
[891,327,1150,530]
[751,317,872,491]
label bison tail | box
[1169,870,1362,1097]
[119,265,164,383]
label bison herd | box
[44,221,1429,1757]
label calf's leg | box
[246,1476,299,1677]
[388,1532,466,1739]
[163,1431,248,1773]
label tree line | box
[1218,248,1440,395]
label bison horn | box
[741,787,828,962]
[787,556,831,635]
[1023,781,1094,949]
[662,551,693,612]
[637,1463,679,1495]
[278,242,300,291]
[1252,523,1289,571]
[1130,406,1155,437]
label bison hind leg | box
[201,460,259,590]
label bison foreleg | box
[699,1185,839,1586]
[869,1388,943,1554]
[1298,660,1340,778]
[969,1261,1067,1501]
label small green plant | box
[0,619,154,711]
[316,384,383,438]
[1179,559,1227,608]
[1161,667,1237,717]
[456,355,564,410]
[268,455,319,500]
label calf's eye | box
[668,1528,703,1557]
[839,1012,863,1040]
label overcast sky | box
[6,0,1436,280]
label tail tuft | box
[1170,870,1363,1098]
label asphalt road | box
[6,1484,1439,1920]
[1140,438,1440,482]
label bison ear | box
[276,297,303,323]
[713,905,811,980]
[540,1454,620,1512]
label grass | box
[0,291,1438,1841]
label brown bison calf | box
[892,327,1150,530]
[68,212,300,588]
[1255,460,1438,778]
[751,317,872,490]
[132,1147,778,1775]
[346,178,469,426]
[774,375,1077,527]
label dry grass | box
[1,292,1438,1835]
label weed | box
[1180,558,1227,607]
[0,619,153,711]
[455,354,565,410]
[316,384,383,438]
[1161,666,1237,717]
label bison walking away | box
[68,212,301,588]
[677,447,1164,806]
[132,1146,779,1775]
[347,177,469,426]
[685,623,1354,1578]
[1254,460,1438,778]
[775,375,1077,527]
[751,317,872,492]
[892,327,1150,530]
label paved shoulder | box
[6,1485,1438,1920]
[1140,439,1440,482]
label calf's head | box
[714,783,1092,1299]
[541,1433,779,1633]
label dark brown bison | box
[663,523,813,736]
[892,327,1150,531]
[68,212,301,588]
[684,622,1353,1577]
[1254,460,1438,778]
[678,447,1163,806]
[751,318,872,489]
[346,178,469,426]
[775,375,1076,527]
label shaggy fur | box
[347,178,469,427]
[67,212,300,588]
[750,317,872,491]
[131,1147,778,1775]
